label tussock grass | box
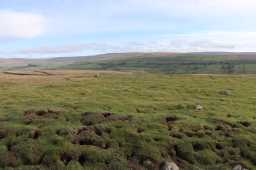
[0,71,255,169]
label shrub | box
[11,139,43,165]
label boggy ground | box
[0,70,256,169]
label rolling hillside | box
[2,52,256,74]
[62,52,256,74]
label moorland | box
[0,53,255,170]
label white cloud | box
[1,1,256,58]
[19,43,119,54]
[0,10,46,39]
[129,0,256,16]
[44,0,256,36]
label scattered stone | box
[196,105,203,111]
[233,164,248,170]
[143,159,155,169]
[160,161,179,170]
[219,90,232,96]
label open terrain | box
[2,52,256,74]
[62,53,256,74]
[0,70,256,169]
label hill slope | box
[2,52,256,74]
[62,52,256,74]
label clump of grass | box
[11,139,44,165]
[175,142,195,164]
[195,149,221,165]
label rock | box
[160,161,179,170]
[196,105,203,111]
[143,159,155,169]
[219,90,232,96]
[233,165,242,170]
[233,164,248,170]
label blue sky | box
[1,0,256,58]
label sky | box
[1,0,256,58]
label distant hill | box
[61,52,256,74]
[2,52,256,74]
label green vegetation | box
[63,53,256,74]
[3,52,256,74]
[0,71,255,169]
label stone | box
[219,90,232,96]
[232,164,248,170]
[160,161,179,170]
[196,105,203,111]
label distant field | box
[3,52,256,74]
[0,70,256,169]
[63,53,256,74]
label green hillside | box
[63,53,256,74]
[2,53,256,74]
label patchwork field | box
[0,70,256,169]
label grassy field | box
[0,70,255,169]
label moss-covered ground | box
[0,70,255,169]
